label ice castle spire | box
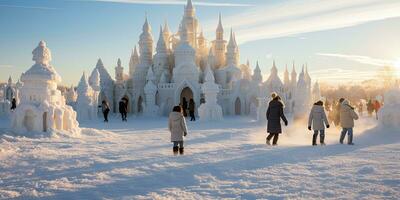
[284,64,290,87]
[252,61,263,84]
[156,25,167,53]
[216,13,224,40]
[32,40,52,66]
[139,14,154,67]
[129,46,139,76]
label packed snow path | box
[0,116,399,199]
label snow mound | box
[357,165,376,174]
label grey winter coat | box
[169,112,188,142]
[340,100,359,128]
[266,98,288,134]
[308,105,329,130]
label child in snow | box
[119,98,128,122]
[308,101,330,146]
[339,99,359,145]
[266,93,288,146]
[169,106,188,154]
[101,100,110,122]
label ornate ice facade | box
[75,0,319,120]
[11,41,80,136]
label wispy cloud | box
[309,67,378,83]
[203,0,400,44]
[316,53,394,66]
[0,4,56,10]
[93,0,252,7]
[0,65,14,68]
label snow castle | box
[11,41,80,136]
[73,0,319,121]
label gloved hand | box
[184,132,187,137]
[308,126,312,131]
[285,121,288,126]
[326,124,330,128]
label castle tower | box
[139,16,154,67]
[305,64,312,89]
[181,0,199,48]
[129,46,139,77]
[115,58,124,84]
[163,20,171,49]
[252,61,263,84]
[76,72,96,121]
[154,26,170,83]
[173,22,199,84]
[291,61,297,87]
[225,29,239,66]
[284,64,290,88]
[212,14,226,69]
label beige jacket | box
[340,100,359,128]
[308,105,329,130]
[169,112,188,142]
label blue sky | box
[1,0,400,86]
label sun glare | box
[394,59,400,78]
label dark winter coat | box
[119,101,127,113]
[189,101,195,112]
[266,98,288,134]
[10,99,16,110]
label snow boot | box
[179,147,184,155]
[312,134,318,146]
[348,133,354,145]
[173,147,179,155]
[320,135,325,146]
[266,138,271,145]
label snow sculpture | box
[144,67,159,116]
[76,72,99,121]
[11,41,80,136]
[293,66,311,120]
[312,81,321,103]
[378,86,400,127]
[198,64,223,121]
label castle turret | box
[284,64,290,87]
[212,14,226,69]
[225,29,239,66]
[129,46,139,77]
[76,72,97,121]
[180,0,198,48]
[305,64,312,88]
[154,26,170,83]
[115,58,124,84]
[198,63,223,121]
[291,61,297,87]
[139,16,154,67]
[252,61,263,84]
[163,20,171,49]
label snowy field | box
[0,115,399,199]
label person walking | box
[358,101,363,117]
[334,98,345,127]
[181,97,188,117]
[367,99,373,117]
[119,98,128,122]
[266,93,288,146]
[308,101,330,146]
[373,100,381,120]
[339,99,359,145]
[10,98,16,111]
[189,98,196,121]
[101,100,110,122]
[169,106,188,155]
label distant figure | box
[358,102,363,116]
[373,100,381,120]
[169,106,188,155]
[339,99,359,145]
[10,98,16,111]
[189,99,196,121]
[266,93,288,146]
[181,97,188,117]
[101,100,110,122]
[119,98,128,122]
[367,99,374,117]
[308,101,330,146]
[334,98,345,127]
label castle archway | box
[235,97,241,115]
[23,109,35,131]
[137,96,143,114]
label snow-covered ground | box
[0,115,399,199]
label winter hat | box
[271,92,277,99]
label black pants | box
[103,111,109,122]
[121,112,127,121]
[189,111,195,121]
[267,133,279,145]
